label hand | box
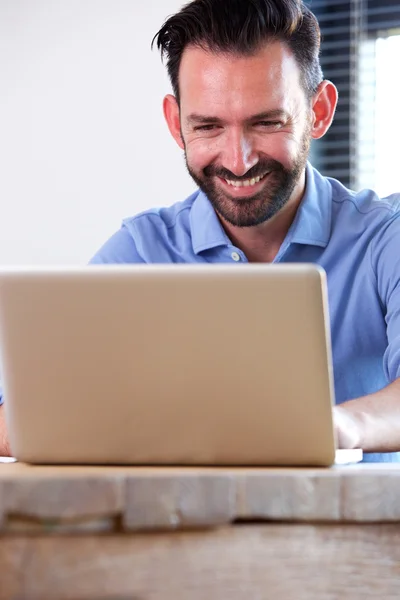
[333,404,362,449]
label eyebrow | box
[186,109,289,125]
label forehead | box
[179,41,305,118]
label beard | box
[185,126,311,228]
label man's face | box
[177,42,313,227]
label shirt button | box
[231,251,241,262]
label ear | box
[310,81,338,140]
[163,94,185,150]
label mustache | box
[204,159,284,181]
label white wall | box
[0,0,194,265]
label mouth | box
[217,171,271,197]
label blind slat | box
[317,11,352,22]
[367,20,400,31]
[308,0,353,9]
[320,54,356,65]
[318,24,352,34]
[367,6,400,17]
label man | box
[1,0,400,460]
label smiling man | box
[87,0,400,462]
[172,42,316,244]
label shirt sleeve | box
[371,211,400,382]
[89,224,145,264]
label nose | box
[221,129,259,177]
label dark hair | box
[152,0,323,104]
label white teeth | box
[225,172,268,188]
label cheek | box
[259,133,305,167]
[186,138,219,171]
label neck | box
[219,171,306,263]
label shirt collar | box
[288,162,332,248]
[190,162,332,255]
[190,191,231,254]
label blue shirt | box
[90,163,400,463]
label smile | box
[224,171,270,188]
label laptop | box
[0,264,362,466]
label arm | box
[0,406,11,456]
[334,378,400,450]
[335,212,400,451]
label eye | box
[194,124,219,132]
[256,121,282,128]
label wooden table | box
[1,462,400,599]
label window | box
[307,0,400,193]
[373,32,400,196]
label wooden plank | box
[124,472,235,529]
[1,524,400,599]
[236,470,341,521]
[341,472,400,521]
[0,469,124,531]
[2,464,400,530]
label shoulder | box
[322,175,400,253]
[89,190,200,264]
[122,190,199,236]
[328,175,400,223]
